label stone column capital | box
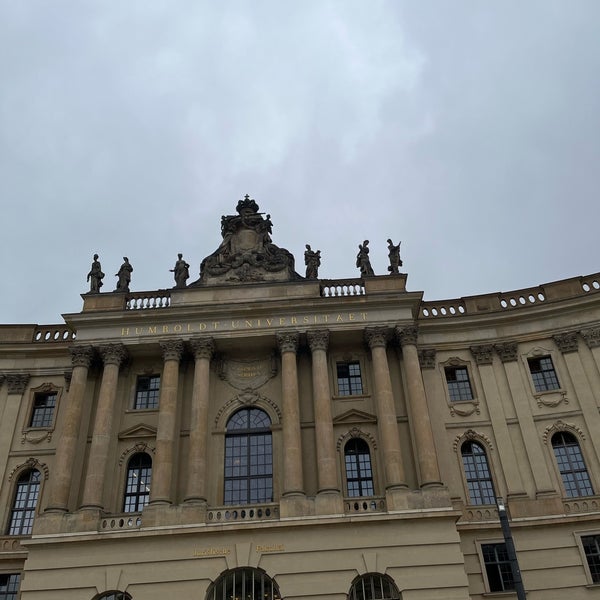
[553,331,579,354]
[395,325,418,346]
[277,331,299,354]
[494,342,518,363]
[307,329,329,353]
[70,345,94,368]
[160,339,184,362]
[470,344,494,365]
[6,373,30,395]
[418,348,436,369]
[189,337,215,360]
[98,343,128,366]
[580,327,600,349]
[365,326,390,349]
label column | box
[80,344,127,510]
[307,330,342,513]
[470,344,526,498]
[150,339,184,505]
[396,326,442,487]
[365,327,406,490]
[184,337,214,504]
[276,332,305,497]
[46,346,93,512]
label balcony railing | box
[207,503,279,523]
[344,497,386,513]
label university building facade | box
[1,198,600,598]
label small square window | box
[134,375,160,410]
[336,362,363,396]
[582,534,600,583]
[29,393,56,428]
[445,366,473,401]
[481,543,514,592]
[528,356,560,392]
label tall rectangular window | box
[445,366,473,401]
[482,543,514,592]
[582,534,600,583]
[528,356,560,392]
[0,574,20,600]
[337,362,363,396]
[134,375,160,409]
[29,392,56,428]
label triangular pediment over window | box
[118,424,157,439]
[333,409,377,425]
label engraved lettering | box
[349,313,355,321]
[361,312,368,321]
[148,326,157,334]
[162,325,170,333]
[266,319,273,326]
[135,327,143,335]
[245,320,253,328]
[121,328,129,336]
[232,321,240,329]
[213,322,219,330]
[303,316,309,324]
[279,317,286,325]
[174,324,182,333]
[200,323,207,331]
[291,316,298,325]
[336,314,343,322]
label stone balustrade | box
[345,497,386,514]
[206,503,279,523]
[320,279,365,297]
[126,291,171,310]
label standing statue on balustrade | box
[387,239,403,275]
[87,254,105,293]
[356,240,375,277]
[304,245,321,279]
[115,257,133,292]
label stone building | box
[1,198,599,599]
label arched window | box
[123,453,152,513]
[348,573,401,600]
[7,469,40,535]
[551,431,594,497]
[461,441,496,505]
[224,408,272,505]
[94,593,132,600]
[206,567,281,600]
[345,438,374,497]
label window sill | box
[333,394,370,401]
[125,408,159,413]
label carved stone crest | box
[217,356,277,390]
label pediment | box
[333,409,377,425]
[118,424,157,439]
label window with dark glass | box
[29,392,56,428]
[123,453,152,513]
[582,534,600,583]
[224,408,272,505]
[348,573,401,600]
[528,356,560,392]
[445,366,473,401]
[0,574,20,600]
[134,375,160,409]
[95,593,132,600]
[461,441,496,505]
[482,543,514,592]
[206,567,281,600]
[345,438,374,497]
[552,432,594,497]
[337,361,363,396]
[8,470,40,536]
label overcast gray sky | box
[1,1,599,325]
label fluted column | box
[185,337,214,504]
[150,339,184,505]
[46,346,93,512]
[307,330,341,504]
[396,326,442,487]
[80,344,127,510]
[277,332,304,497]
[365,327,406,490]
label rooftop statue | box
[356,240,375,277]
[304,244,321,279]
[170,253,190,288]
[86,253,104,293]
[192,195,300,285]
[115,257,133,293]
[387,239,403,275]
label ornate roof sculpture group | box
[85,195,403,294]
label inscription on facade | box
[194,547,231,557]
[256,544,285,553]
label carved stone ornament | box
[580,327,600,349]
[218,356,278,391]
[6,374,30,395]
[543,420,585,445]
[70,345,94,368]
[336,427,377,451]
[418,348,436,369]
[452,429,494,452]
[449,400,480,418]
[22,430,52,445]
[553,331,579,354]
[119,441,155,466]
[276,331,299,354]
[307,329,329,353]
[98,343,128,366]
[8,457,49,482]
[494,342,518,363]
[470,344,494,365]
[535,389,568,409]
[191,196,301,286]
[160,338,184,362]
[365,326,389,349]
[214,390,281,428]
[189,337,215,360]
[395,325,418,346]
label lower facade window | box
[0,574,20,600]
[482,543,514,592]
[445,366,473,401]
[528,356,560,392]
[206,568,280,600]
[29,392,56,428]
[344,438,374,497]
[348,573,401,600]
[461,441,496,505]
[8,469,40,536]
[551,431,594,497]
[337,361,363,396]
[582,534,600,583]
[123,453,152,513]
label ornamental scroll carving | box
[217,355,277,391]
[470,345,494,365]
[6,374,30,395]
[395,325,418,346]
[452,429,494,453]
[580,327,600,349]
[214,390,281,428]
[119,442,155,466]
[70,345,93,368]
[336,427,377,451]
[494,342,518,363]
[160,339,184,362]
[418,349,436,369]
[276,331,299,354]
[8,457,49,482]
[553,331,579,354]
[364,326,390,349]
[543,420,586,445]
[307,329,329,353]
[98,343,128,366]
[189,337,215,360]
